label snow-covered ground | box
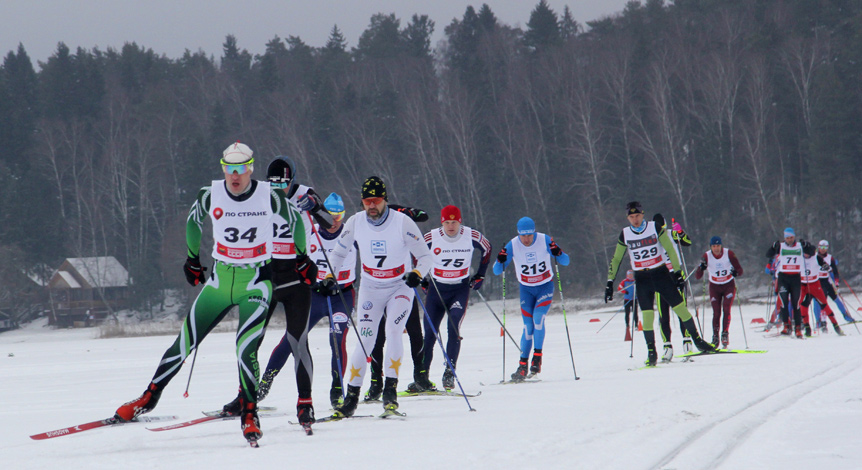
[3,298,862,470]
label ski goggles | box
[267,177,289,189]
[329,210,346,222]
[221,158,254,175]
[362,197,384,205]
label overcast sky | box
[1,1,630,66]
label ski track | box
[652,356,862,470]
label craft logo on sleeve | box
[371,240,387,254]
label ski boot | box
[441,367,455,390]
[721,331,729,349]
[529,350,543,376]
[256,368,278,402]
[661,342,673,363]
[334,385,360,418]
[820,321,828,333]
[834,323,846,336]
[364,375,383,402]
[407,370,436,393]
[711,332,719,347]
[682,338,693,354]
[241,400,262,442]
[804,324,812,337]
[115,382,162,421]
[511,358,528,382]
[296,398,315,426]
[645,344,658,367]
[795,324,803,339]
[382,377,399,410]
[780,322,791,336]
[221,395,242,417]
[330,370,343,408]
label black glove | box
[549,240,563,257]
[295,254,318,286]
[496,248,508,264]
[420,277,430,289]
[699,260,707,271]
[183,256,207,286]
[404,270,423,288]
[604,280,614,303]
[730,268,738,277]
[469,274,484,291]
[313,281,337,296]
[319,274,337,292]
[673,271,686,291]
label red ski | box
[30,415,178,440]
[148,410,290,432]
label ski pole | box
[325,296,346,399]
[554,261,579,380]
[475,290,521,351]
[305,213,371,361]
[413,288,476,411]
[502,270,507,383]
[183,346,198,398]
[596,300,627,334]
[630,284,636,358]
[734,284,749,349]
[841,279,862,312]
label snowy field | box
[3,297,862,470]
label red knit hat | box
[441,205,461,223]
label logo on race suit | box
[310,244,318,253]
[393,310,408,325]
[332,312,348,323]
[213,207,224,220]
[363,301,373,310]
[526,252,538,263]
[360,327,374,337]
[371,240,386,254]
[434,247,442,255]
[360,313,373,323]
[450,301,463,310]
[395,295,410,301]
[627,234,658,250]
[407,231,420,241]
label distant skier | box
[764,228,815,338]
[694,236,743,349]
[617,270,637,336]
[799,252,844,336]
[605,201,714,366]
[814,240,854,325]
[415,205,491,391]
[493,216,569,382]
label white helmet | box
[222,142,254,165]
[818,240,829,249]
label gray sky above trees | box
[2,0,629,64]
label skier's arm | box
[328,214,357,275]
[728,250,743,277]
[606,231,627,282]
[186,187,210,258]
[493,240,514,276]
[655,214,682,272]
[832,258,840,284]
[695,253,708,280]
[404,218,433,277]
[546,235,570,266]
[288,184,334,230]
[472,229,492,278]
[765,241,780,259]
[273,189,307,256]
[389,204,429,223]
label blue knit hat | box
[783,227,795,238]
[517,217,536,236]
[324,192,345,214]
[710,236,722,245]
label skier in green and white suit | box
[115,142,308,444]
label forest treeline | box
[1,0,861,309]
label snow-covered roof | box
[62,257,129,288]
[54,271,81,288]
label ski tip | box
[247,439,259,448]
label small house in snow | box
[47,257,130,327]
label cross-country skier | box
[604,201,715,366]
[114,142,309,444]
[493,216,569,382]
[694,236,743,348]
[253,192,357,409]
[656,220,693,360]
[365,205,429,401]
[764,228,816,338]
[800,252,844,336]
[321,176,433,416]
[814,240,854,325]
[412,205,491,391]
[618,270,637,337]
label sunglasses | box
[362,197,384,205]
[268,180,289,189]
[222,162,253,175]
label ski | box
[148,410,291,432]
[496,379,542,385]
[679,348,767,358]
[379,409,407,419]
[290,414,376,424]
[30,415,178,440]
[201,406,277,418]
[629,358,695,370]
[397,390,482,398]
